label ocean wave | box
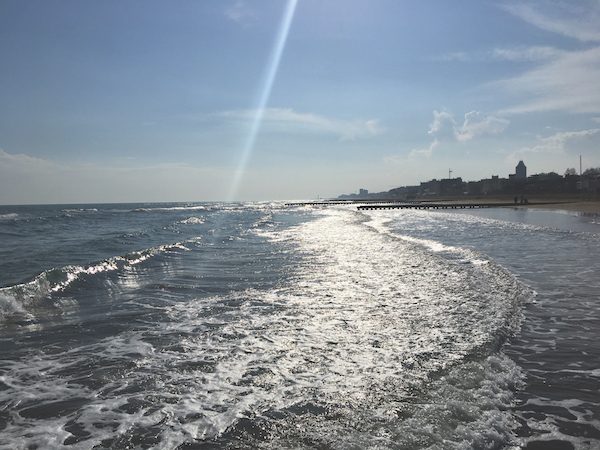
[132,205,208,213]
[0,243,190,323]
[60,208,98,213]
[178,217,205,225]
[0,213,18,221]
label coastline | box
[307,195,600,215]
[416,195,600,215]
[518,201,600,214]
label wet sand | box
[422,195,600,215]
[521,201,600,214]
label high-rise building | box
[516,160,527,179]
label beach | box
[416,194,600,214]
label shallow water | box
[0,202,597,449]
[371,206,600,449]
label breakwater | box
[286,200,568,210]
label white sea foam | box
[0,207,532,449]
[134,205,208,212]
[0,242,191,324]
[0,213,18,221]
[178,216,205,224]
[0,293,27,319]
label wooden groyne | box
[284,200,414,207]
[285,200,573,210]
[357,202,518,210]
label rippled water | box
[0,202,597,449]
[370,206,600,449]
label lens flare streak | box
[227,0,298,201]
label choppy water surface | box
[0,202,597,449]
[371,206,600,449]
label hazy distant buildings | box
[337,159,589,200]
[338,188,371,200]
[417,177,464,196]
[481,175,502,195]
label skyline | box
[1,0,600,204]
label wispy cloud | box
[224,1,254,25]
[216,108,384,140]
[407,110,508,159]
[408,140,438,159]
[408,110,453,158]
[497,46,600,114]
[456,111,510,141]
[502,2,600,42]
[435,3,600,115]
[427,110,509,142]
[488,3,600,114]
[490,46,566,62]
[433,51,472,62]
[433,46,564,62]
[512,128,600,157]
[0,148,56,171]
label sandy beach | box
[420,195,600,215]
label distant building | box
[419,178,463,196]
[516,161,527,179]
[481,175,502,194]
[359,188,369,197]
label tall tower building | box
[516,160,527,179]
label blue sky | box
[1,0,599,204]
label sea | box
[0,201,598,450]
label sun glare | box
[227,0,298,202]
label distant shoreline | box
[312,195,600,215]
[519,201,599,214]
[424,195,599,214]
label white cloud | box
[428,110,456,140]
[456,111,510,141]
[399,110,510,161]
[225,1,254,24]
[217,108,383,140]
[434,46,564,62]
[425,110,509,143]
[433,52,471,62]
[512,128,600,157]
[498,46,600,114]
[492,3,600,114]
[0,148,56,171]
[435,4,600,115]
[409,139,438,159]
[503,3,600,42]
[402,110,454,159]
[491,46,566,62]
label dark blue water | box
[0,202,598,449]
